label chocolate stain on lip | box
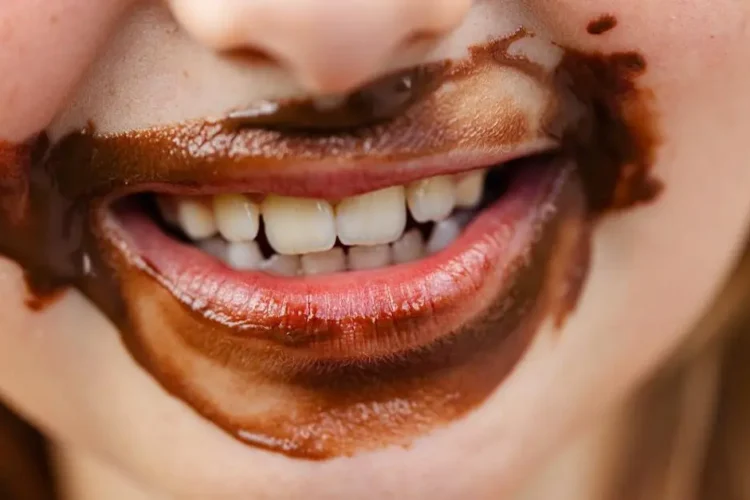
[0,26,662,459]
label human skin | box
[0,1,749,498]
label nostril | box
[225,62,449,132]
[221,46,278,66]
[403,30,443,48]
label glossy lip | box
[105,157,571,365]
[99,140,557,201]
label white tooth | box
[426,218,461,255]
[347,244,392,271]
[335,186,406,246]
[261,195,336,255]
[392,229,425,264]
[156,196,179,226]
[198,238,228,262]
[406,175,456,223]
[261,254,300,277]
[455,170,486,208]
[176,196,217,240]
[213,194,260,242]
[300,248,346,276]
[226,241,264,271]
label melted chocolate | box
[0,30,661,459]
[587,15,618,35]
[553,51,662,211]
[226,64,449,132]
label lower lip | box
[110,161,576,366]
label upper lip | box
[49,75,558,203]
[53,119,558,203]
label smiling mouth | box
[110,150,568,364]
[0,32,658,459]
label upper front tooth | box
[335,186,406,246]
[406,175,456,223]
[261,195,336,255]
[176,196,217,240]
[455,170,486,208]
[213,194,260,242]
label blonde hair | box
[606,235,750,500]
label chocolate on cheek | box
[0,20,661,459]
[586,15,618,36]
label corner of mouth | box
[102,140,575,363]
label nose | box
[167,0,471,94]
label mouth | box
[108,149,568,364]
[86,121,587,458]
[5,31,662,459]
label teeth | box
[261,254,300,277]
[406,175,456,223]
[455,170,486,209]
[198,238,228,261]
[156,196,179,226]
[226,241,264,271]
[261,195,336,255]
[335,186,406,246]
[163,170,487,274]
[348,244,392,271]
[300,248,346,276]
[426,218,461,255]
[392,229,425,264]
[213,194,260,242]
[176,196,217,240]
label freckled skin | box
[0,1,749,498]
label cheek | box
[528,0,750,376]
[531,0,747,67]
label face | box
[0,0,749,498]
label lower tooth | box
[392,229,425,264]
[348,244,392,271]
[198,238,228,261]
[226,241,263,271]
[301,248,346,276]
[426,218,461,255]
[261,254,301,277]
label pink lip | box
[108,160,572,364]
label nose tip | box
[168,0,471,93]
